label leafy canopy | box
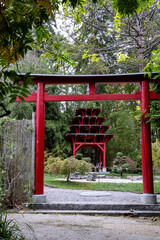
[1,0,96,67]
[0,0,99,117]
[112,0,156,16]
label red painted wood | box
[17,73,160,85]
[14,74,160,195]
[66,108,114,172]
[99,151,102,170]
[141,81,154,194]
[149,92,160,99]
[15,91,160,103]
[44,93,141,101]
[35,83,45,195]
[89,83,95,95]
[103,143,106,169]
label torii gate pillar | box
[32,82,46,203]
[140,80,157,204]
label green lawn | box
[44,173,160,193]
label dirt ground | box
[8,213,160,240]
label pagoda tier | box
[75,108,102,117]
[66,133,114,143]
[69,125,111,134]
[66,108,114,172]
[72,116,106,125]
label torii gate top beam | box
[20,72,159,85]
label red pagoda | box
[66,108,115,172]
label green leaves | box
[0,71,33,110]
[143,45,160,79]
[152,139,160,169]
[112,0,139,16]
[112,0,155,16]
[62,0,89,8]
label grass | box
[0,211,34,240]
[44,173,160,194]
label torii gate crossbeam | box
[16,73,160,204]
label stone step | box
[22,203,160,211]
[21,209,160,217]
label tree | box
[112,152,136,176]
[0,0,99,117]
[152,139,160,169]
[67,0,160,74]
[111,0,154,16]
[51,156,92,182]
[105,107,141,165]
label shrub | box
[114,159,119,165]
[44,151,53,165]
[117,168,123,174]
[112,152,136,177]
[0,170,7,207]
[112,165,119,173]
[152,139,160,169]
[75,153,83,160]
[122,163,129,169]
[53,156,92,182]
[82,157,91,163]
[117,152,123,157]
[44,156,61,174]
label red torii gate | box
[16,73,160,204]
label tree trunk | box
[136,13,145,72]
[67,172,70,182]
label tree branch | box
[0,104,11,118]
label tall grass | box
[0,211,36,240]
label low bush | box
[122,163,129,169]
[75,153,83,160]
[117,152,123,157]
[112,165,119,173]
[112,152,136,177]
[44,156,61,174]
[52,156,92,182]
[117,168,123,174]
[114,159,119,165]
[82,157,91,163]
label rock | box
[87,173,96,181]
[70,172,80,179]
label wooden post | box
[141,80,154,194]
[35,83,45,195]
[99,150,102,171]
[103,144,106,172]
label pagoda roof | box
[66,133,114,142]
[69,125,111,133]
[72,116,106,125]
[75,108,102,117]
[70,124,110,128]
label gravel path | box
[44,186,156,204]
